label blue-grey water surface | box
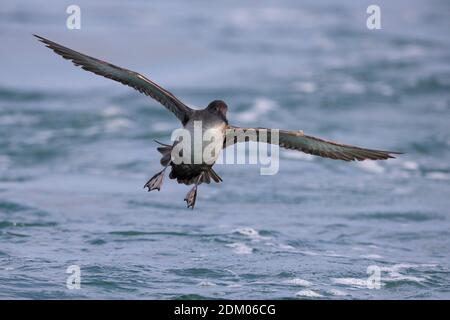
[1,0,450,299]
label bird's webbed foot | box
[144,168,166,192]
[184,185,198,209]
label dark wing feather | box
[224,125,402,161]
[34,35,192,124]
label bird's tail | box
[208,167,223,183]
[155,140,172,166]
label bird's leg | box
[144,166,168,192]
[184,172,204,209]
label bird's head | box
[207,100,228,120]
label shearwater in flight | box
[35,35,401,209]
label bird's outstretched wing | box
[224,125,402,161]
[34,35,193,124]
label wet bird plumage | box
[35,35,402,209]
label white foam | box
[360,254,383,259]
[253,98,276,113]
[283,278,312,287]
[226,242,253,255]
[297,250,321,256]
[277,243,296,250]
[264,241,296,252]
[387,273,425,283]
[2,267,14,271]
[295,289,323,298]
[292,81,317,93]
[329,289,349,296]
[332,277,368,288]
[232,227,270,241]
[234,227,259,237]
[283,150,315,161]
[198,281,216,287]
[236,98,276,123]
[104,118,131,132]
[341,81,365,94]
[381,263,435,271]
[323,252,346,258]
[379,263,435,283]
[356,161,385,174]
[402,161,419,171]
[100,105,123,117]
[224,269,239,278]
[426,172,450,180]
[373,82,394,96]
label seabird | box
[34,35,402,209]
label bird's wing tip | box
[383,151,404,160]
[154,139,171,147]
[33,34,53,45]
[379,151,402,160]
[33,34,48,44]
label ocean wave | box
[282,278,312,287]
[231,227,272,241]
[235,98,276,123]
[226,242,253,255]
[426,171,450,181]
[380,263,437,284]
[0,87,52,102]
[198,281,216,287]
[356,161,385,174]
[328,289,349,296]
[295,289,323,298]
[0,220,57,228]
[360,254,383,260]
[332,277,368,288]
[348,211,442,222]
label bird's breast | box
[179,119,225,165]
